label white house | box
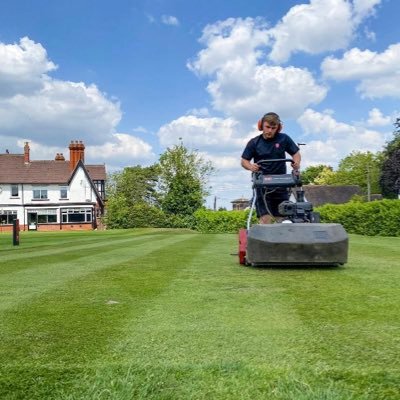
[0,141,106,232]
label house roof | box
[85,165,107,181]
[0,154,106,184]
[231,197,250,203]
[303,185,362,207]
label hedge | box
[194,209,257,233]
[316,199,400,237]
[193,200,400,236]
[106,199,400,236]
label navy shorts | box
[255,187,289,218]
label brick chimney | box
[55,153,65,161]
[69,140,85,171]
[24,142,30,164]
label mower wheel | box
[310,212,321,223]
[238,229,248,265]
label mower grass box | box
[244,223,348,266]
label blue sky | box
[0,0,398,208]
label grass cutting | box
[0,229,399,399]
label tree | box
[380,149,400,198]
[105,164,161,227]
[104,144,215,229]
[158,143,214,217]
[335,151,382,197]
[384,118,400,155]
[309,152,381,198]
[313,166,339,185]
[107,164,160,207]
[380,119,400,198]
[301,164,332,185]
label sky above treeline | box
[0,0,398,208]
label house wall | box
[0,167,99,232]
[69,169,97,203]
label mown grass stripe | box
[0,232,193,312]
[0,229,177,263]
[0,232,216,400]
[0,232,176,274]
[0,233,212,366]
[108,233,308,368]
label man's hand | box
[291,161,300,170]
[249,163,260,172]
[291,151,301,170]
[241,158,260,172]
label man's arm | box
[291,151,301,170]
[241,158,260,172]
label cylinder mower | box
[238,159,348,267]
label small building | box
[302,185,362,207]
[231,197,250,211]
[0,141,106,232]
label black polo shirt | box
[241,133,299,174]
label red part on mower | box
[238,228,248,265]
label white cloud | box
[0,37,57,97]
[161,15,179,26]
[268,0,382,64]
[186,107,210,117]
[0,79,122,145]
[132,126,149,133]
[269,0,352,63]
[157,115,249,152]
[188,18,269,76]
[366,108,391,127]
[357,75,400,99]
[199,152,240,171]
[0,36,156,175]
[352,0,381,24]
[188,18,327,121]
[9,134,154,172]
[322,44,400,80]
[146,14,156,24]
[85,133,155,167]
[363,27,376,42]
[208,64,327,120]
[15,138,62,161]
[297,108,386,167]
[206,168,254,208]
[321,43,400,98]
[0,37,122,146]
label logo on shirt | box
[275,143,280,148]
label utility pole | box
[366,164,371,202]
[213,195,217,211]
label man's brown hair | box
[257,112,282,132]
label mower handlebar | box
[256,158,294,164]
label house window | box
[93,180,105,199]
[0,210,17,225]
[11,184,19,197]
[61,208,92,223]
[60,187,68,199]
[33,188,48,199]
[30,209,57,224]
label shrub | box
[316,199,400,236]
[194,209,257,233]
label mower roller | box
[239,159,348,267]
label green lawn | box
[0,229,399,399]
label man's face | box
[262,122,279,139]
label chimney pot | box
[24,142,30,164]
[69,140,85,171]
